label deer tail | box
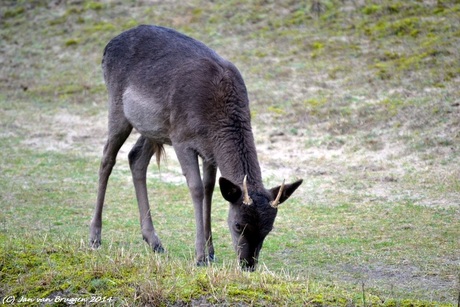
[153,143,166,169]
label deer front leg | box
[129,136,164,252]
[173,144,207,266]
[90,121,132,248]
[203,160,217,262]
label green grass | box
[1,0,460,305]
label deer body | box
[90,25,302,270]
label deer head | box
[219,176,303,271]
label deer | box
[89,25,303,271]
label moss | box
[370,17,421,38]
[304,97,327,109]
[373,62,392,80]
[64,38,79,47]
[61,84,85,95]
[394,17,421,37]
[396,53,428,71]
[373,48,439,80]
[84,22,116,33]
[312,41,324,50]
[64,6,84,16]
[310,40,325,58]
[49,16,68,26]
[193,272,211,292]
[362,4,381,15]
[286,8,310,26]
[190,7,204,23]
[254,50,267,58]
[84,1,104,11]
[89,278,116,292]
[3,6,25,19]
[379,98,405,116]
[123,19,138,29]
[226,284,269,302]
[268,106,285,115]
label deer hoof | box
[196,255,215,267]
[89,225,102,248]
[89,239,101,249]
[196,260,209,267]
[153,244,165,253]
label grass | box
[1,0,460,305]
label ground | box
[1,0,459,305]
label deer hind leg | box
[128,135,164,252]
[202,160,217,262]
[90,118,132,248]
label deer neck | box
[213,126,264,190]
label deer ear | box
[269,179,303,206]
[219,177,242,203]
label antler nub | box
[270,179,285,208]
[242,175,253,205]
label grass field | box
[1,0,459,305]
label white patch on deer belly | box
[122,87,171,144]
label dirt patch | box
[20,109,106,154]
[333,262,458,301]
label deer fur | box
[89,25,303,271]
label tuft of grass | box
[3,6,25,18]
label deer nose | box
[240,258,257,272]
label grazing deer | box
[89,25,303,271]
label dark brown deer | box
[89,25,303,271]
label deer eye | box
[234,222,242,232]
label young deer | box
[89,25,302,271]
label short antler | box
[270,179,285,208]
[242,175,253,205]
